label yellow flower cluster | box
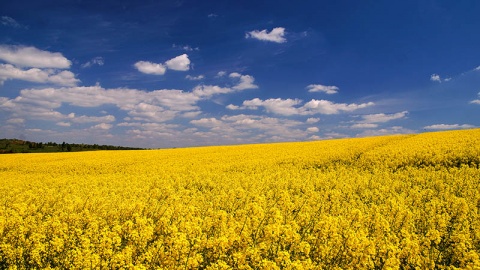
[0,129,479,269]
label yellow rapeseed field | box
[1,129,479,269]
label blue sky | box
[1,0,479,148]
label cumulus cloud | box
[186,74,204,81]
[165,54,190,71]
[242,98,303,116]
[190,117,223,128]
[0,64,79,86]
[307,84,339,94]
[303,99,374,115]
[81,57,104,68]
[0,45,71,68]
[91,123,113,130]
[135,54,190,75]
[134,61,166,75]
[424,124,474,130]
[229,98,374,116]
[306,117,320,124]
[430,74,441,82]
[229,72,258,90]
[0,85,202,127]
[470,92,480,104]
[246,27,286,43]
[306,127,319,133]
[70,114,116,124]
[192,85,231,97]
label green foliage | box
[0,138,143,154]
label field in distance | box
[0,129,479,269]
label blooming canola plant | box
[0,129,479,269]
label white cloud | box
[126,102,180,123]
[229,72,258,90]
[246,27,286,43]
[474,66,480,71]
[81,57,104,68]
[307,84,339,94]
[0,85,202,127]
[226,104,240,110]
[71,114,115,124]
[351,123,378,129]
[430,73,451,83]
[424,124,474,130]
[182,111,201,118]
[360,111,408,123]
[1,16,25,29]
[6,118,25,124]
[186,74,204,81]
[356,126,415,137]
[173,44,199,51]
[165,54,190,71]
[91,123,113,130]
[242,98,303,116]
[306,127,319,133]
[470,92,480,104]
[229,98,374,116]
[430,74,441,82]
[193,85,231,97]
[134,61,166,75]
[134,54,190,75]
[303,99,374,115]
[56,122,71,127]
[190,118,223,128]
[48,70,79,86]
[0,64,79,86]
[306,117,320,124]
[216,71,226,77]
[0,45,71,68]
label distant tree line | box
[0,139,143,154]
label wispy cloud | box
[246,27,286,43]
[359,111,408,123]
[81,57,104,68]
[172,44,199,51]
[430,73,451,83]
[186,75,204,81]
[424,124,475,130]
[1,16,27,29]
[306,84,339,94]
